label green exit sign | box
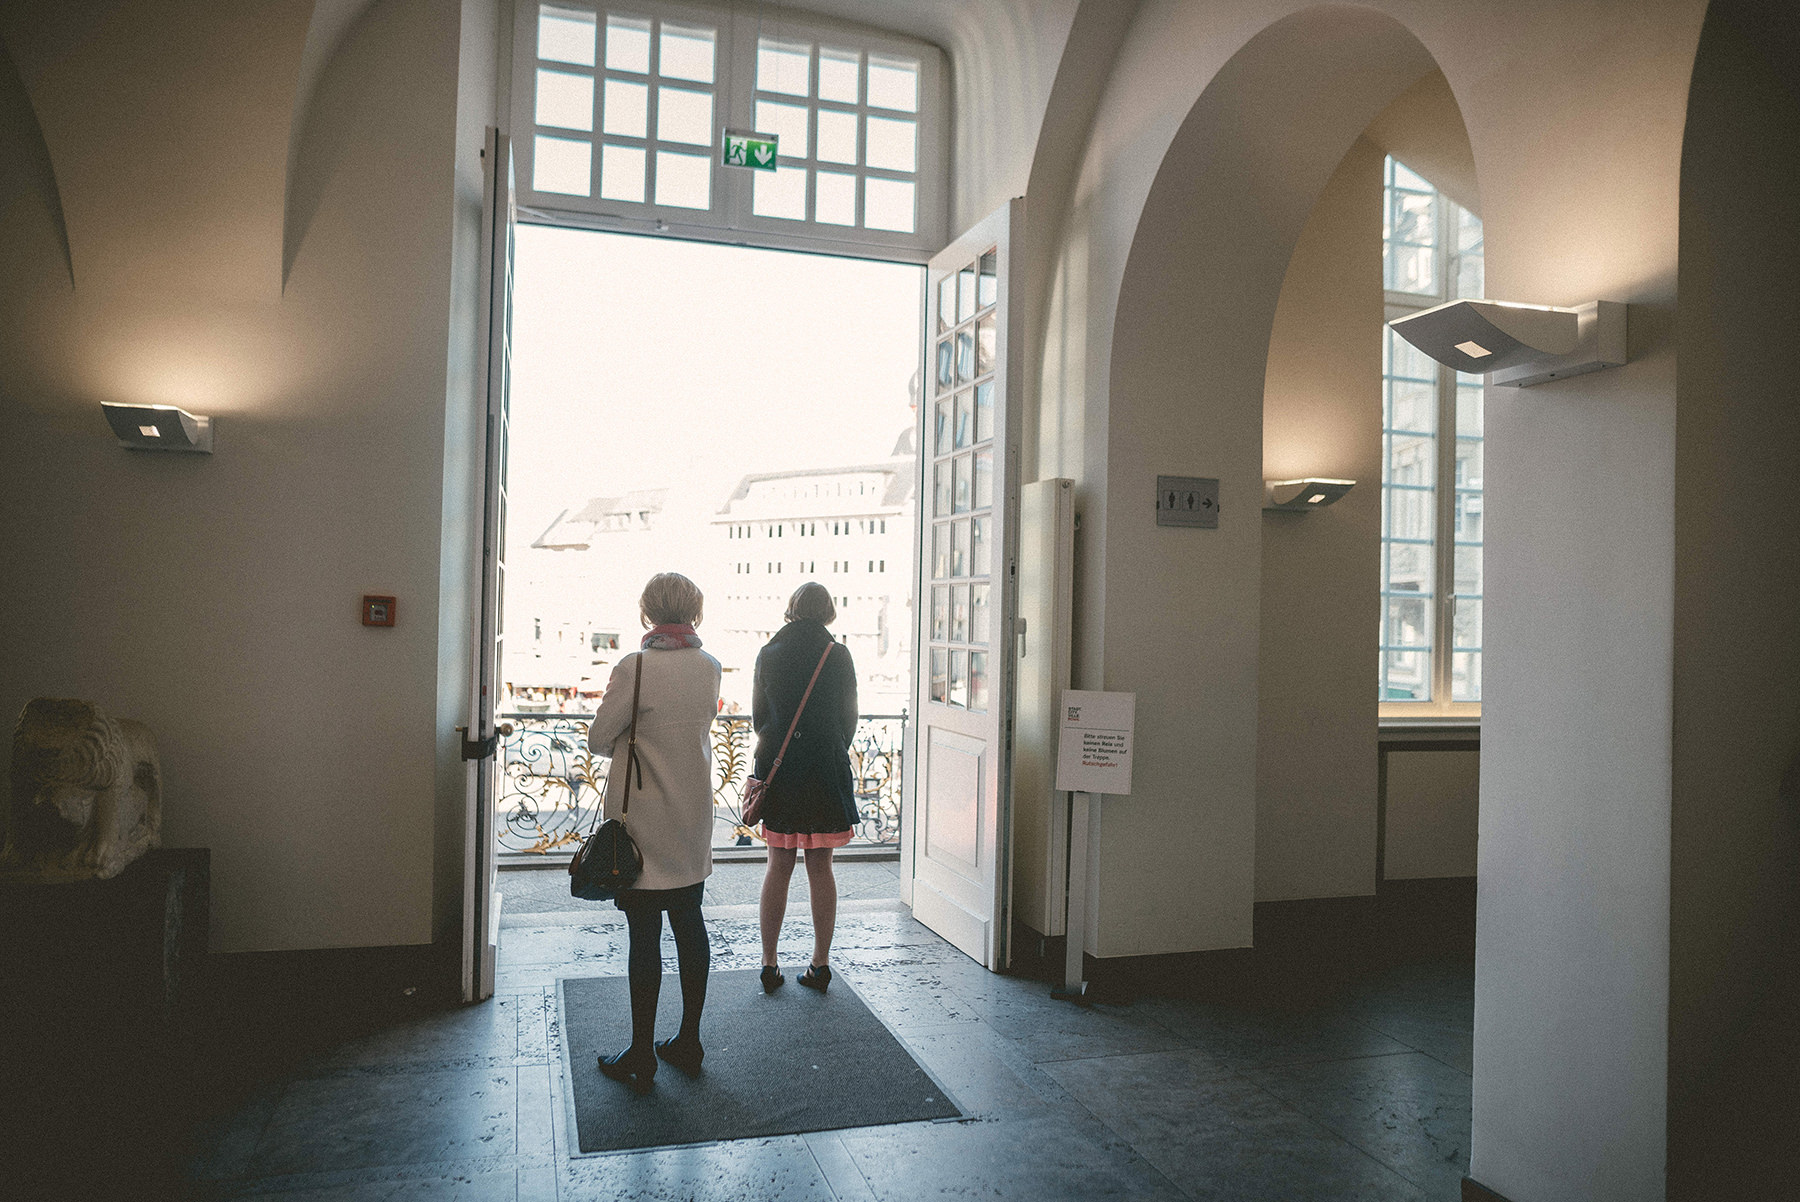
[722,129,779,172]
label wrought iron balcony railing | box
[494,712,906,857]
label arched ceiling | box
[0,0,1096,299]
[0,0,329,302]
[0,28,73,286]
[1362,68,1481,216]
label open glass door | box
[902,200,1022,971]
[463,127,515,1004]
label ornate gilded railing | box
[493,712,906,857]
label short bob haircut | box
[639,572,704,627]
[785,581,836,625]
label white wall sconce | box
[101,403,214,453]
[1265,478,1355,510]
[1388,299,1626,387]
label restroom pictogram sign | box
[1155,475,1219,528]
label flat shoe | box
[760,966,784,993]
[798,964,832,993]
[598,1048,655,1094]
[656,1035,705,1077]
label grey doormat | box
[560,969,960,1153]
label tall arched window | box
[1381,157,1483,714]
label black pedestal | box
[0,847,210,1034]
[0,849,210,1200]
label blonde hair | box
[785,581,836,625]
[639,572,704,627]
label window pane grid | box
[521,2,939,248]
[1382,155,1483,707]
[926,248,999,711]
[750,36,919,233]
[529,5,720,208]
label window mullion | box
[1435,359,1458,707]
[1432,196,1457,709]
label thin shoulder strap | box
[765,642,834,788]
[590,653,645,835]
[619,652,644,816]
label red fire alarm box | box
[362,595,397,627]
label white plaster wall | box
[1384,749,1478,880]
[1667,2,1800,1192]
[1028,1,1707,1197]
[0,0,481,953]
[432,0,502,945]
[1255,136,1382,904]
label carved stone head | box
[2,698,162,882]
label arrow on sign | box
[753,143,774,165]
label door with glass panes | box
[903,200,1020,971]
[463,127,515,1004]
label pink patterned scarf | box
[642,623,703,651]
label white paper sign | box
[1055,690,1135,795]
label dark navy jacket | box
[751,619,859,834]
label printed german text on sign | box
[1055,690,1135,795]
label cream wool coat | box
[587,647,721,892]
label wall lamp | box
[1388,299,1626,387]
[1265,478,1355,511]
[101,403,214,453]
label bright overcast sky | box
[507,225,924,545]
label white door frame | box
[901,198,1024,971]
[462,126,515,1004]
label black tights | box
[624,897,710,1054]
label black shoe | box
[798,964,832,993]
[760,966,784,993]
[656,1035,705,1078]
[598,1047,656,1094]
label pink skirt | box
[762,826,853,849]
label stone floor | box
[499,857,904,914]
[181,867,1474,1201]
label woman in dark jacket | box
[754,582,859,994]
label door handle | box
[457,723,514,761]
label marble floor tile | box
[961,986,1196,1064]
[836,963,983,1029]
[898,1020,1080,1117]
[249,1066,520,1178]
[804,1130,879,1201]
[1043,1049,1426,1202]
[1354,1012,1474,1075]
[559,1134,835,1200]
[516,990,556,1065]
[305,995,523,1074]
[189,1078,285,1182]
[516,1162,558,1202]
[191,877,1475,1202]
[1244,1050,1472,1196]
[516,1062,558,1159]
[1137,996,1414,1068]
[226,1161,523,1201]
[840,1111,1188,1202]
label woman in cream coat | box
[587,572,721,1094]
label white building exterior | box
[506,434,917,714]
[503,490,668,707]
[711,429,917,713]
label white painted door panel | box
[903,200,1022,970]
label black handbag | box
[569,653,644,900]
